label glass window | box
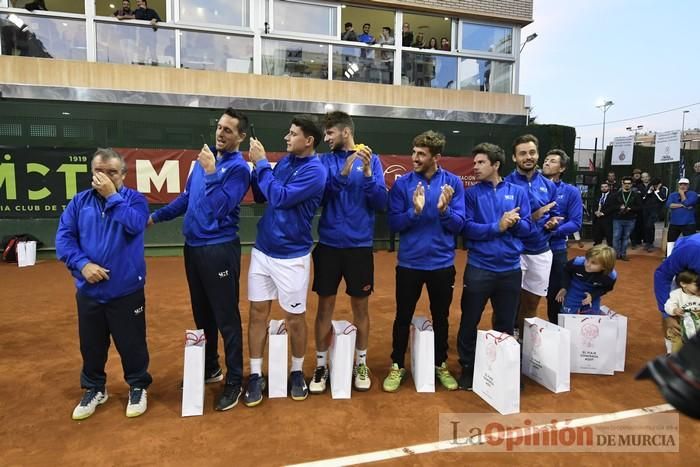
[402,51,456,89]
[273,0,336,36]
[340,5,395,44]
[96,0,166,19]
[0,14,86,60]
[402,13,452,50]
[459,58,512,93]
[333,44,393,85]
[96,21,175,67]
[180,31,253,72]
[460,22,512,54]
[262,39,328,80]
[179,0,248,27]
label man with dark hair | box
[384,131,465,392]
[505,134,560,335]
[244,114,327,406]
[402,23,413,47]
[542,149,582,323]
[592,181,614,246]
[342,22,357,41]
[358,23,375,44]
[457,142,531,390]
[608,175,642,260]
[149,108,251,411]
[134,0,161,23]
[114,0,134,20]
[606,171,618,192]
[309,111,387,394]
[57,148,151,420]
[642,177,667,251]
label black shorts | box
[312,243,374,297]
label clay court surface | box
[2,246,699,466]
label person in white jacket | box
[663,270,700,352]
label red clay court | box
[1,246,698,466]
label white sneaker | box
[353,363,372,391]
[126,388,148,418]
[72,389,108,420]
[309,366,329,394]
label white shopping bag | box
[182,329,206,417]
[522,317,570,393]
[667,241,675,257]
[268,320,288,398]
[410,316,435,393]
[329,320,357,399]
[17,241,37,267]
[473,330,520,415]
[600,306,628,372]
[558,314,617,375]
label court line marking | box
[287,403,676,467]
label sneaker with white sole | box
[353,363,372,391]
[126,388,148,418]
[72,388,108,420]
[205,368,224,384]
[309,366,329,394]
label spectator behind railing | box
[114,0,135,21]
[440,37,450,51]
[426,37,438,50]
[411,32,424,48]
[341,22,357,42]
[134,0,161,30]
[23,0,47,12]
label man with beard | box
[504,134,561,336]
[384,131,465,392]
[309,111,387,394]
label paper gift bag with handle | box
[329,320,357,399]
[522,317,571,393]
[17,241,37,267]
[268,320,288,398]
[182,329,206,417]
[473,330,520,415]
[410,316,435,393]
[558,314,617,375]
[599,306,628,372]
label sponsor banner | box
[654,131,681,164]
[0,147,93,218]
[611,136,634,166]
[0,147,475,217]
[438,411,678,452]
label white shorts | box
[520,250,553,297]
[248,248,311,314]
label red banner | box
[116,148,475,204]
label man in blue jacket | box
[542,149,582,323]
[383,131,465,392]
[309,111,387,394]
[654,234,700,352]
[57,148,151,420]
[667,178,698,242]
[244,115,327,406]
[505,134,560,335]
[149,108,251,412]
[457,142,531,390]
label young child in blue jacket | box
[555,244,617,314]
